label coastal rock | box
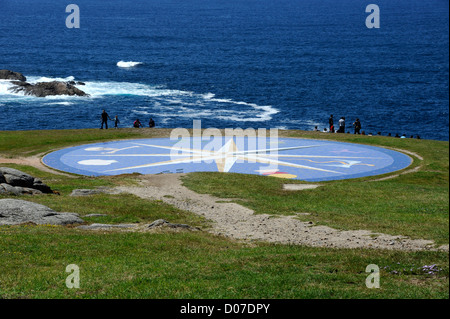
[0,167,53,195]
[0,69,26,81]
[0,199,84,225]
[9,80,87,97]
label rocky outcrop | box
[0,199,84,226]
[9,80,87,97]
[0,167,53,195]
[1,69,87,97]
[0,69,26,81]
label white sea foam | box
[0,80,16,96]
[117,61,143,68]
[0,73,279,122]
[45,102,74,106]
[28,76,75,83]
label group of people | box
[312,114,419,138]
[328,114,361,134]
[321,115,361,134]
[100,110,155,129]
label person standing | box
[353,118,361,134]
[329,115,334,132]
[114,115,120,129]
[338,117,345,133]
[149,118,155,128]
[101,110,112,129]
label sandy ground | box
[118,174,448,252]
[0,155,74,177]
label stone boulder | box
[0,167,53,195]
[0,199,84,225]
[9,80,87,97]
[0,69,26,81]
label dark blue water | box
[1,0,448,140]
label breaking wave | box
[0,74,279,123]
[116,61,143,68]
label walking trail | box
[118,174,448,252]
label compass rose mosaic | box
[42,137,412,181]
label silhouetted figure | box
[149,118,155,128]
[133,119,143,128]
[338,117,345,133]
[101,110,112,129]
[395,133,400,138]
[353,118,361,134]
[114,115,120,129]
[329,115,334,132]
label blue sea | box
[0,0,448,140]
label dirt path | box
[118,174,448,252]
[0,155,74,177]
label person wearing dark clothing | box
[149,118,155,128]
[133,119,143,128]
[353,118,361,134]
[101,110,112,129]
[114,115,120,129]
[338,117,345,133]
[329,115,334,132]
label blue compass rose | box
[42,137,412,181]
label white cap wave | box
[117,61,143,68]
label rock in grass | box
[70,189,103,196]
[70,187,122,196]
[0,199,83,226]
[77,223,136,230]
[0,167,53,195]
[147,219,199,231]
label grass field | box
[0,128,448,299]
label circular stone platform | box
[42,137,412,181]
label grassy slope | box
[0,128,448,299]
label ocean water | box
[0,0,448,140]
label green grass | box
[0,226,448,299]
[0,128,448,299]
